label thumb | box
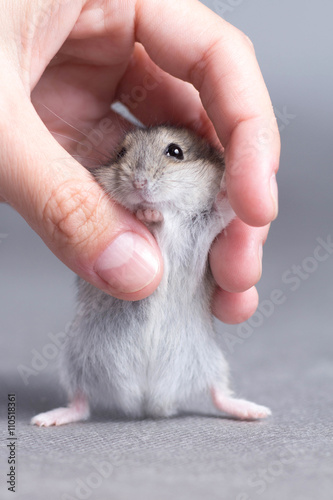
[0,88,163,300]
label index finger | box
[135,0,280,226]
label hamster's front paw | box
[136,208,163,223]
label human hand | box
[0,0,279,321]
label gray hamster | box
[31,125,271,426]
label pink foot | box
[211,388,271,420]
[136,208,163,223]
[30,395,90,427]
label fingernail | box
[270,174,279,219]
[94,232,159,293]
[258,242,263,277]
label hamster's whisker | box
[37,103,111,161]
[49,155,103,170]
[162,180,197,188]
[104,186,125,199]
[40,103,109,146]
[70,154,105,167]
[50,131,111,161]
[39,103,84,134]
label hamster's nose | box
[133,179,148,189]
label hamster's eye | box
[165,143,184,160]
[116,147,127,159]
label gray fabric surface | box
[1,0,333,498]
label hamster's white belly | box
[60,284,228,418]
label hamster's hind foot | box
[211,387,271,420]
[30,395,90,427]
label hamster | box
[31,125,271,426]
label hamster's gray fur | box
[31,126,271,426]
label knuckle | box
[188,23,256,109]
[228,24,256,55]
[239,30,256,54]
[42,179,106,250]
[188,33,221,90]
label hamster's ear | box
[220,171,227,193]
[213,189,236,229]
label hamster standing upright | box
[31,125,271,426]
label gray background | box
[1,0,333,498]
